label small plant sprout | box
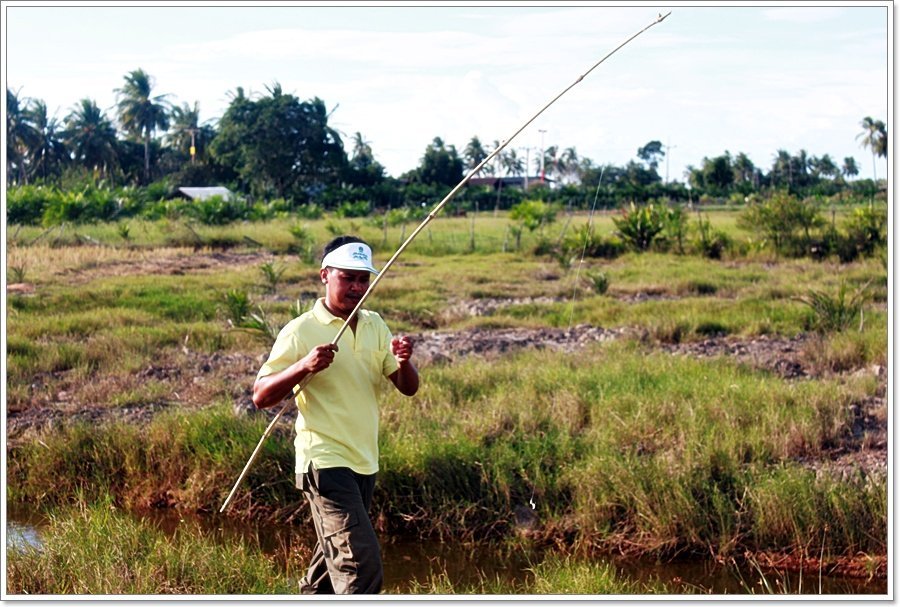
[259,261,286,294]
[9,263,27,284]
[586,270,610,295]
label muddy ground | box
[7,309,887,482]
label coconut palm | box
[842,156,859,180]
[167,101,215,164]
[559,147,580,184]
[500,147,524,178]
[26,99,69,181]
[350,132,375,166]
[463,136,491,175]
[64,98,119,179]
[6,88,39,185]
[857,116,887,181]
[115,68,171,183]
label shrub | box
[796,280,871,334]
[40,186,119,226]
[7,185,57,225]
[693,213,731,259]
[586,270,610,295]
[296,202,325,220]
[661,204,689,254]
[510,199,558,232]
[613,202,665,251]
[335,200,370,218]
[563,224,625,260]
[184,195,249,225]
[737,193,825,257]
[844,203,887,258]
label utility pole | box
[664,140,677,183]
[524,147,530,191]
[539,129,546,183]
[188,128,198,165]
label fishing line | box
[220,11,671,515]
[566,167,605,332]
[527,171,603,513]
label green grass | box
[6,211,887,587]
[6,497,300,595]
[405,554,673,594]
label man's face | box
[321,267,371,317]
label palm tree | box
[541,145,559,181]
[841,156,859,180]
[6,87,39,185]
[64,98,119,179]
[26,99,68,181]
[350,132,374,167]
[167,101,215,164]
[811,154,838,180]
[771,149,793,189]
[500,147,524,179]
[559,147,580,184]
[857,116,887,181]
[115,68,171,183]
[463,136,490,175]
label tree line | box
[6,68,889,216]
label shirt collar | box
[313,297,367,327]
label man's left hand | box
[391,336,414,363]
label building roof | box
[177,186,234,201]
[467,176,555,189]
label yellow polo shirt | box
[257,298,399,476]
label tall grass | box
[6,497,300,595]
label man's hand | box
[389,336,419,397]
[302,343,339,374]
[391,336,414,364]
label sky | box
[3,1,892,183]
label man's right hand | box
[302,343,339,374]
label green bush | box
[844,203,887,258]
[183,195,249,225]
[510,199,558,232]
[613,202,665,251]
[41,186,119,226]
[7,185,57,225]
[737,193,825,257]
[797,281,871,334]
[335,199,370,218]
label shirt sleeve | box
[380,321,400,378]
[257,320,307,380]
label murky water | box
[6,508,886,595]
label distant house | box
[467,176,554,191]
[176,186,234,202]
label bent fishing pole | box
[219,10,671,513]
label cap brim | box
[326,263,379,276]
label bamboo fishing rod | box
[219,10,671,513]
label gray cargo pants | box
[297,465,383,594]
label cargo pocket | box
[321,506,359,538]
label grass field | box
[5,210,889,595]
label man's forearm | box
[393,360,419,396]
[253,363,308,409]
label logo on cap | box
[352,246,368,262]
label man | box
[252,235,419,594]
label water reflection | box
[5,509,887,595]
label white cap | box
[321,242,379,275]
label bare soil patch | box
[57,250,273,285]
[657,334,813,379]
[9,312,887,478]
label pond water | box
[6,507,886,596]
